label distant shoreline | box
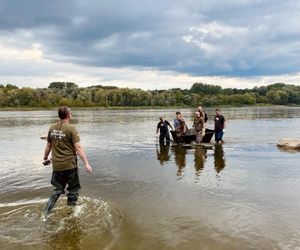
[0,104,298,112]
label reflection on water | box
[194,147,207,176]
[158,143,226,179]
[173,146,187,177]
[156,142,171,165]
[1,107,300,249]
[214,145,226,175]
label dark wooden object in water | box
[170,128,215,144]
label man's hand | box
[43,159,51,166]
[223,129,226,133]
[85,163,93,174]
[75,142,92,174]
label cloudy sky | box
[1,0,300,89]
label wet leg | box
[67,169,81,206]
[44,171,66,216]
[44,188,64,216]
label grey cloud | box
[1,0,300,77]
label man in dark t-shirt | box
[214,108,226,144]
[156,116,173,143]
[43,106,93,217]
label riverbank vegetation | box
[0,82,299,108]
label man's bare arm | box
[183,125,187,134]
[44,142,52,160]
[74,142,93,173]
[201,118,206,136]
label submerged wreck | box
[170,128,215,144]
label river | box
[0,107,300,250]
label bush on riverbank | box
[0,82,299,108]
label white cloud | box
[0,43,45,61]
[0,0,300,89]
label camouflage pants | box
[195,130,204,143]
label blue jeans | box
[215,130,224,142]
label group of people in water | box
[156,107,226,144]
[42,106,226,217]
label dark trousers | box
[215,129,224,142]
[159,133,170,143]
[44,168,81,216]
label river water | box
[0,107,300,250]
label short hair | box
[215,108,220,112]
[58,106,71,119]
[176,111,181,115]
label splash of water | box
[0,197,123,249]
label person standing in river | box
[193,111,206,143]
[173,111,181,130]
[214,108,226,144]
[197,106,208,123]
[43,106,93,217]
[156,116,173,143]
[175,113,187,142]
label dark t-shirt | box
[214,115,225,131]
[47,122,80,171]
[157,120,171,134]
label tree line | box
[0,82,300,108]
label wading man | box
[43,106,92,216]
[193,111,205,143]
[156,116,173,143]
[173,111,181,130]
[175,113,187,143]
[214,108,226,144]
[197,106,208,123]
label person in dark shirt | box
[43,106,92,217]
[214,108,226,144]
[156,116,173,143]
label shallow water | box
[0,107,300,250]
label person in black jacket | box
[156,116,173,143]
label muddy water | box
[0,107,300,250]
